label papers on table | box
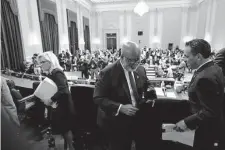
[166,92,177,98]
[155,88,165,97]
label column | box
[180,7,188,49]
[149,10,155,48]
[194,4,199,38]
[208,0,217,43]
[204,0,213,43]
[97,12,103,49]
[157,9,163,48]
[88,10,92,51]
[126,11,132,42]
[119,11,125,46]
[56,0,69,52]
[77,5,85,51]
[17,0,43,60]
[90,12,96,50]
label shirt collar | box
[196,59,212,72]
[120,59,127,72]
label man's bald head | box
[121,41,141,59]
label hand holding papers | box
[163,124,177,132]
[174,120,189,132]
[34,77,58,108]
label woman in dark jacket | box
[37,51,75,150]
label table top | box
[2,74,34,89]
[155,87,188,100]
[148,77,175,82]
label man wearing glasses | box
[94,41,156,150]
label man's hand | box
[119,104,139,116]
[174,120,188,132]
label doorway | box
[106,33,117,50]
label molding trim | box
[73,0,92,10]
[197,0,206,4]
[93,0,192,12]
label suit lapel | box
[112,60,131,101]
[122,76,131,101]
[189,61,214,87]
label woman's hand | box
[43,99,53,106]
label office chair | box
[70,84,104,150]
[137,98,194,150]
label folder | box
[34,77,58,101]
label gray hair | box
[121,41,140,57]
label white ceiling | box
[90,0,185,3]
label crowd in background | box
[18,45,216,81]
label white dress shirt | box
[115,61,137,116]
[196,59,212,72]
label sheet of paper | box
[155,88,165,97]
[166,91,177,98]
[34,77,58,101]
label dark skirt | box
[48,96,76,134]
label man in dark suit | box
[214,48,225,128]
[214,48,225,76]
[174,39,225,150]
[93,41,155,150]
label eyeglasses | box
[40,60,48,64]
[124,57,140,64]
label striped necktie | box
[128,72,139,106]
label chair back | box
[70,84,97,130]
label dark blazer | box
[184,61,225,149]
[93,60,150,133]
[47,68,75,115]
[46,68,76,133]
[214,48,225,76]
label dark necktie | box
[128,72,139,105]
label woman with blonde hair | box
[37,51,75,150]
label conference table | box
[2,73,194,146]
[2,74,188,99]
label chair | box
[70,84,103,150]
[136,98,193,150]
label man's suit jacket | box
[214,48,225,76]
[184,61,225,149]
[93,60,151,133]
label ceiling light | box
[134,1,149,16]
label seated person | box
[6,80,25,113]
[166,66,174,78]
[27,53,39,74]
[1,77,20,127]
